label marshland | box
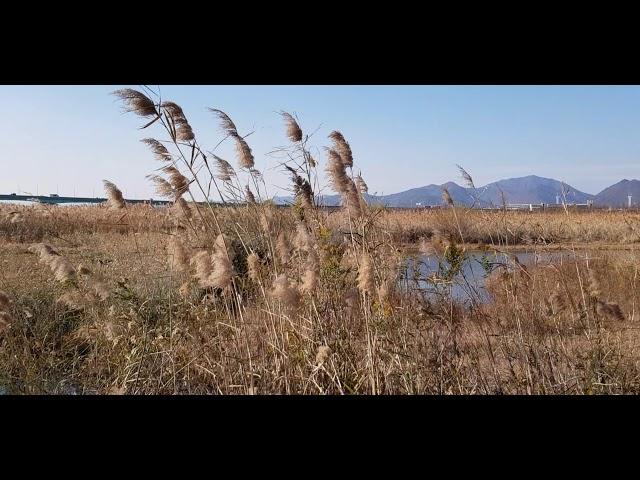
[2,87,640,395]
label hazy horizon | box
[2,85,640,199]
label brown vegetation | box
[1,90,640,395]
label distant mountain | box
[376,182,473,208]
[371,176,592,208]
[471,175,593,206]
[272,175,636,208]
[594,179,640,207]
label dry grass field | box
[2,88,640,395]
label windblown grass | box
[2,90,640,395]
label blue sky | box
[2,85,640,199]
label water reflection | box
[404,249,584,304]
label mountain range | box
[274,176,640,208]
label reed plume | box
[300,249,319,294]
[103,180,126,210]
[286,166,314,211]
[10,213,24,224]
[162,101,195,141]
[161,102,188,123]
[247,252,261,283]
[209,234,234,291]
[315,345,331,366]
[208,108,238,135]
[56,291,87,311]
[213,155,236,183]
[161,166,190,198]
[77,265,109,300]
[49,256,77,283]
[173,197,192,220]
[269,274,300,310]
[293,221,314,252]
[355,174,368,194]
[141,138,172,162]
[232,133,254,169]
[281,111,302,142]
[30,243,76,284]
[190,250,214,288]
[147,175,175,199]
[325,148,361,217]
[112,89,157,117]
[457,164,475,189]
[176,123,195,142]
[328,131,353,168]
[357,253,375,295]
[90,279,110,301]
[245,185,256,204]
[442,187,454,206]
[260,209,276,235]
[167,236,190,273]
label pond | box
[404,249,586,304]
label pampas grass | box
[269,274,300,310]
[141,138,172,162]
[173,197,192,220]
[167,236,190,273]
[162,101,195,141]
[355,174,368,194]
[56,291,87,311]
[214,155,236,183]
[441,187,454,207]
[30,243,76,284]
[103,180,126,210]
[357,253,374,295]
[232,133,254,169]
[281,111,302,142]
[209,234,234,291]
[247,252,261,283]
[286,166,314,211]
[300,250,319,294]
[161,166,190,198]
[245,186,256,204]
[112,89,157,117]
[315,345,331,366]
[325,148,361,217]
[147,174,175,199]
[208,108,238,135]
[191,250,214,288]
[329,130,353,168]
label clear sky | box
[2,85,640,199]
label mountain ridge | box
[275,175,638,208]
